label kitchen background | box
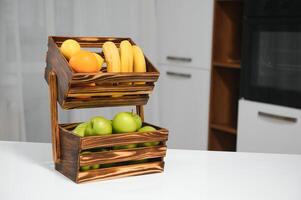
[2,0,300,154]
[0,0,213,150]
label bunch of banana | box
[102,40,146,74]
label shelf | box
[213,61,240,69]
[210,68,240,128]
[212,1,243,64]
[210,123,237,135]
[209,129,237,151]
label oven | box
[240,0,301,109]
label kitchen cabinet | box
[159,65,210,150]
[237,99,301,154]
[156,0,214,69]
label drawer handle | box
[166,56,192,62]
[258,111,297,123]
[166,71,191,78]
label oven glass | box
[251,31,301,92]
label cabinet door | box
[159,65,210,150]
[157,0,214,69]
[237,100,301,154]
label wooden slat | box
[62,95,149,109]
[70,71,159,85]
[77,161,164,183]
[79,145,167,166]
[80,131,168,150]
[67,90,152,98]
[52,36,132,47]
[69,84,154,94]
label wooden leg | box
[48,71,60,163]
[136,105,144,122]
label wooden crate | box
[45,36,160,109]
[56,123,168,183]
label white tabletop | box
[1,141,301,200]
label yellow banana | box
[133,45,146,73]
[120,40,133,72]
[102,41,120,72]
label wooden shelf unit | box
[208,0,243,151]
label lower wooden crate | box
[55,123,169,183]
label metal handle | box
[166,56,192,62]
[258,111,297,123]
[166,71,191,78]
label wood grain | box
[48,71,60,163]
[68,84,154,94]
[62,95,149,109]
[55,127,81,182]
[77,161,164,183]
[79,145,167,166]
[136,105,144,121]
[46,37,72,105]
[80,131,168,150]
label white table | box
[1,141,301,200]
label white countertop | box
[1,141,301,200]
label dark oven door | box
[241,17,301,109]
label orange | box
[69,51,99,73]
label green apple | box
[126,112,142,130]
[112,112,137,133]
[138,126,159,147]
[85,123,94,136]
[80,166,90,171]
[85,116,112,136]
[72,122,88,137]
[91,164,100,169]
[80,151,92,171]
[113,144,137,150]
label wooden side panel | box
[55,128,81,182]
[77,161,164,183]
[79,146,167,166]
[81,131,168,150]
[46,37,73,104]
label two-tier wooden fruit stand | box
[44,36,169,183]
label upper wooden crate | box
[44,36,160,109]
